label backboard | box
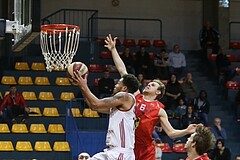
[10,0,40,52]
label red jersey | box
[134,94,165,160]
[186,153,210,160]
[0,92,27,111]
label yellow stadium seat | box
[16,141,33,151]
[60,92,75,101]
[0,141,14,151]
[48,124,65,134]
[43,107,59,117]
[30,124,47,133]
[34,141,52,151]
[58,77,72,86]
[83,108,100,117]
[55,77,71,86]
[11,124,28,133]
[18,76,33,85]
[15,62,30,70]
[34,77,50,85]
[22,91,37,100]
[92,110,100,117]
[31,62,46,70]
[71,108,82,117]
[1,76,17,85]
[29,107,42,116]
[53,141,70,152]
[39,92,55,100]
[0,123,10,133]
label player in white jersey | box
[73,72,139,160]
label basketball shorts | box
[135,143,155,160]
[90,147,134,160]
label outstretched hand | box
[72,72,88,88]
[104,34,117,51]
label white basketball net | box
[40,24,80,72]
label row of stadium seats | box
[15,62,46,71]
[94,40,238,49]
[14,61,120,75]
[0,104,98,117]
[0,140,70,152]
[208,53,240,62]
[99,50,156,60]
[29,107,99,118]
[1,76,72,86]
[0,123,65,134]
[96,38,167,48]
[156,142,186,153]
[0,91,75,101]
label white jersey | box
[105,93,136,149]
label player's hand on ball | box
[72,71,88,87]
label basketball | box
[66,62,88,85]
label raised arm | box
[104,34,141,96]
[105,34,128,77]
[72,72,134,114]
[158,109,198,138]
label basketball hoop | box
[40,24,80,72]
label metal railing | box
[88,16,163,41]
[42,9,163,41]
[66,98,107,160]
[42,9,98,39]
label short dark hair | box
[216,139,225,147]
[193,126,216,155]
[9,85,16,88]
[199,90,208,98]
[122,74,139,94]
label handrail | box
[42,9,98,24]
[88,16,163,41]
[66,98,85,160]
[229,21,240,47]
[41,9,98,39]
[41,9,163,41]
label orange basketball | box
[66,62,88,85]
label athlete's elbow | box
[88,102,100,111]
[167,131,177,139]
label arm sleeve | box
[0,96,8,111]
[220,128,227,140]
[181,54,186,67]
[20,94,27,107]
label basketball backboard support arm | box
[0,0,40,52]
[0,19,21,36]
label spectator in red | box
[0,85,29,124]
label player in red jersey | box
[185,125,215,160]
[105,34,199,160]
